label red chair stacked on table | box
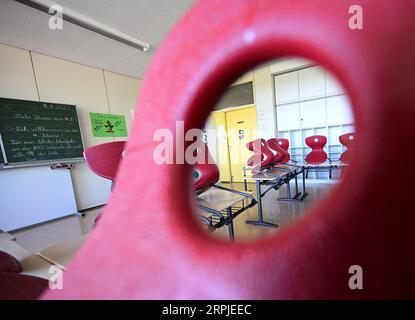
[246,138,276,170]
[245,138,303,202]
[192,143,256,239]
[193,143,220,196]
[268,138,291,164]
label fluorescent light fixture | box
[14,0,151,52]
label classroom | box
[0,0,414,301]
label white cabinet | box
[274,71,299,104]
[300,99,326,129]
[326,72,345,95]
[299,66,325,99]
[326,95,353,126]
[273,64,354,179]
[277,104,300,131]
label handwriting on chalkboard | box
[0,97,84,164]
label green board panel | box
[0,97,84,164]
[89,112,128,137]
[0,145,4,164]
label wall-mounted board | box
[0,97,84,166]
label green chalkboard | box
[0,145,4,164]
[0,97,84,165]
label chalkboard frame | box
[0,97,85,169]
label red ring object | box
[43,0,415,299]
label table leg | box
[246,180,278,228]
[227,206,235,241]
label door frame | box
[212,104,257,183]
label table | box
[196,185,255,241]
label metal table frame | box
[196,184,257,241]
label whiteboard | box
[0,165,78,231]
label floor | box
[0,208,100,279]
[203,181,333,242]
[12,208,100,253]
[1,181,334,278]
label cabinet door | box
[274,71,299,104]
[299,99,326,129]
[299,66,325,99]
[326,95,354,125]
[277,104,301,131]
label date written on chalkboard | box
[0,98,84,164]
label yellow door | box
[225,106,258,182]
[212,112,231,182]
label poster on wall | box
[89,112,128,137]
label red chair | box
[247,138,303,202]
[246,139,275,170]
[193,144,220,196]
[83,141,126,182]
[305,135,328,165]
[274,138,291,163]
[84,141,126,226]
[267,138,289,163]
[267,138,287,163]
[339,133,355,164]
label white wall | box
[253,65,276,139]
[0,43,141,211]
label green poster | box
[89,112,128,137]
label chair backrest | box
[83,141,126,181]
[193,143,220,196]
[267,138,288,163]
[339,133,355,163]
[274,138,291,163]
[305,135,328,164]
[246,138,275,170]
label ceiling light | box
[14,0,151,52]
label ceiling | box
[0,0,195,79]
